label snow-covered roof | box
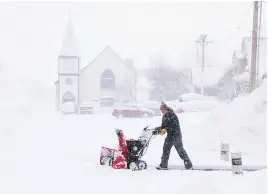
[232,71,250,82]
[233,50,245,59]
[59,16,78,56]
[81,46,136,73]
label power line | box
[237,2,254,30]
[248,19,267,37]
[217,2,255,44]
[194,34,213,95]
[250,1,259,92]
[256,1,263,85]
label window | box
[100,69,115,89]
[65,77,73,85]
[62,91,75,103]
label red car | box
[112,104,155,119]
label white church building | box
[55,19,137,113]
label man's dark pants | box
[160,135,192,168]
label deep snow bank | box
[0,71,266,194]
[198,80,267,165]
[0,70,54,114]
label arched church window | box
[100,69,115,89]
[62,91,75,103]
[65,77,73,85]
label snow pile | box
[199,80,267,165]
[0,70,54,113]
[0,71,266,194]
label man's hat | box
[160,101,168,110]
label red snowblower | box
[100,126,159,171]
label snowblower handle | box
[152,129,161,135]
[143,126,149,131]
[143,127,155,131]
[142,126,160,135]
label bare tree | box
[146,55,190,101]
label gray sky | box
[0,1,266,85]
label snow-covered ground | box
[0,73,266,194]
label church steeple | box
[60,10,78,57]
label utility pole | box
[195,34,213,95]
[256,1,262,86]
[250,1,259,92]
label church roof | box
[80,46,136,74]
[59,15,78,57]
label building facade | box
[55,19,137,113]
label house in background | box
[222,37,267,83]
[218,36,267,101]
[55,19,137,113]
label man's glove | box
[160,129,167,135]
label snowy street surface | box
[0,75,266,194]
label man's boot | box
[184,160,193,170]
[156,164,169,170]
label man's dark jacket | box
[157,107,182,138]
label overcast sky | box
[0,1,266,85]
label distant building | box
[137,67,194,101]
[221,37,267,83]
[55,19,137,113]
[242,37,267,82]
[218,37,267,101]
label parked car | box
[174,99,219,114]
[141,101,162,116]
[179,93,217,102]
[112,104,155,119]
[179,93,205,102]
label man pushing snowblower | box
[153,101,193,170]
[99,101,193,171]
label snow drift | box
[0,71,266,194]
[198,79,267,165]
